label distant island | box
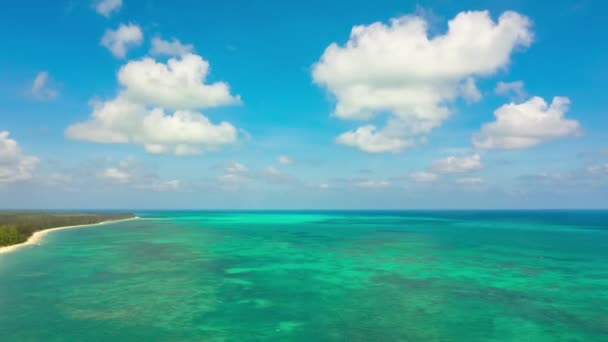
[0,211,137,251]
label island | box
[0,211,137,250]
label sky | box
[0,0,607,209]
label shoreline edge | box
[0,216,140,255]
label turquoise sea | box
[0,211,607,341]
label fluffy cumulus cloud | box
[336,125,413,153]
[473,96,581,149]
[150,37,194,56]
[117,53,239,110]
[313,10,533,153]
[431,154,482,174]
[31,71,59,100]
[0,131,39,184]
[66,98,237,155]
[101,23,143,58]
[66,52,241,155]
[95,0,122,17]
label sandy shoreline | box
[0,216,139,255]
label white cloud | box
[98,167,131,184]
[495,81,526,101]
[431,154,482,173]
[319,183,329,189]
[150,36,194,56]
[473,96,581,149]
[313,10,532,153]
[336,125,413,153]
[31,71,59,100]
[410,172,438,183]
[355,180,390,188]
[95,0,122,17]
[66,98,237,155]
[457,177,484,184]
[460,77,482,103]
[277,155,293,165]
[0,131,39,184]
[117,53,240,110]
[66,53,241,155]
[101,23,143,59]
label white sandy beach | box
[0,217,139,255]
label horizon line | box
[1,208,608,212]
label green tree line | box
[0,212,135,247]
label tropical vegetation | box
[0,211,134,247]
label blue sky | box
[0,0,607,209]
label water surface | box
[1,211,607,341]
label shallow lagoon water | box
[1,211,607,341]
